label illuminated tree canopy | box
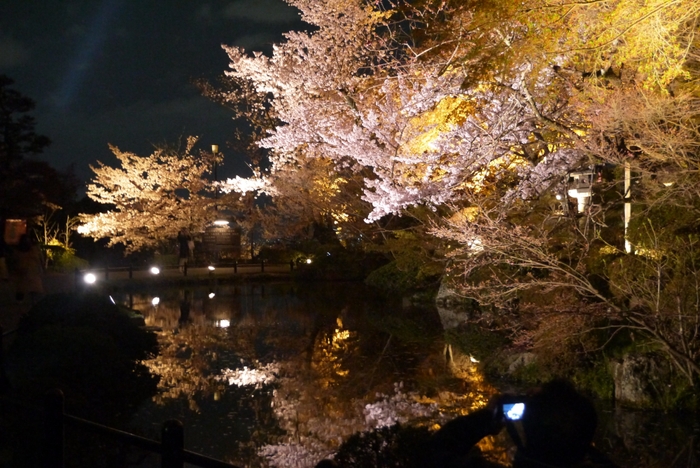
[78,137,225,253]
[209,0,700,379]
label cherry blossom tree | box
[211,0,700,381]
[78,137,226,253]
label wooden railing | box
[35,389,243,468]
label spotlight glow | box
[84,273,97,284]
[208,292,216,299]
[217,319,230,328]
[213,219,229,226]
[151,297,160,306]
[150,266,160,275]
[208,265,215,271]
[306,258,312,264]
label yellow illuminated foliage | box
[449,207,480,224]
[311,317,357,387]
[461,155,529,193]
[404,96,475,155]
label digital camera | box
[498,394,528,421]
[502,401,526,421]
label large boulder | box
[507,352,538,375]
[610,352,673,407]
[435,281,470,309]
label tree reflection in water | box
[115,283,698,468]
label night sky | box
[0,0,304,187]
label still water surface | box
[111,281,698,468]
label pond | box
[110,281,699,468]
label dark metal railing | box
[0,330,243,468]
[42,389,242,468]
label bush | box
[6,293,159,420]
[2,293,160,466]
[365,259,440,293]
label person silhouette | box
[177,228,192,274]
[426,379,617,468]
[12,234,44,304]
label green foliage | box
[365,257,441,293]
[45,244,89,272]
[290,240,387,281]
[571,359,616,401]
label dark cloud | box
[0,36,30,68]
[222,0,300,24]
[0,0,304,189]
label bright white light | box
[150,266,160,275]
[109,295,116,304]
[306,258,312,264]
[213,219,229,226]
[555,194,562,200]
[208,292,216,299]
[470,356,479,363]
[208,265,215,271]
[217,319,230,328]
[505,403,526,421]
[151,297,160,306]
[84,273,97,284]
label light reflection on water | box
[111,282,698,468]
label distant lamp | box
[306,258,312,264]
[212,144,219,154]
[151,297,160,306]
[658,169,676,187]
[555,194,562,200]
[208,292,216,299]
[150,266,160,275]
[84,273,97,284]
[217,319,230,328]
[213,219,229,226]
[208,265,216,271]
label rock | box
[610,352,673,407]
[435,281,469,308]
[436,305,470,330]
[507,352,537,374]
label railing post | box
[0,326,10,393]
[183,262,188,277]
[161,419,184,468]
[129,264,133,279]
[260,259,265,273]
[233,261,238,274]
[44,389,64,468]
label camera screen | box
[503,402,526,421]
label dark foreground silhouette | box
[316,379,618,468]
